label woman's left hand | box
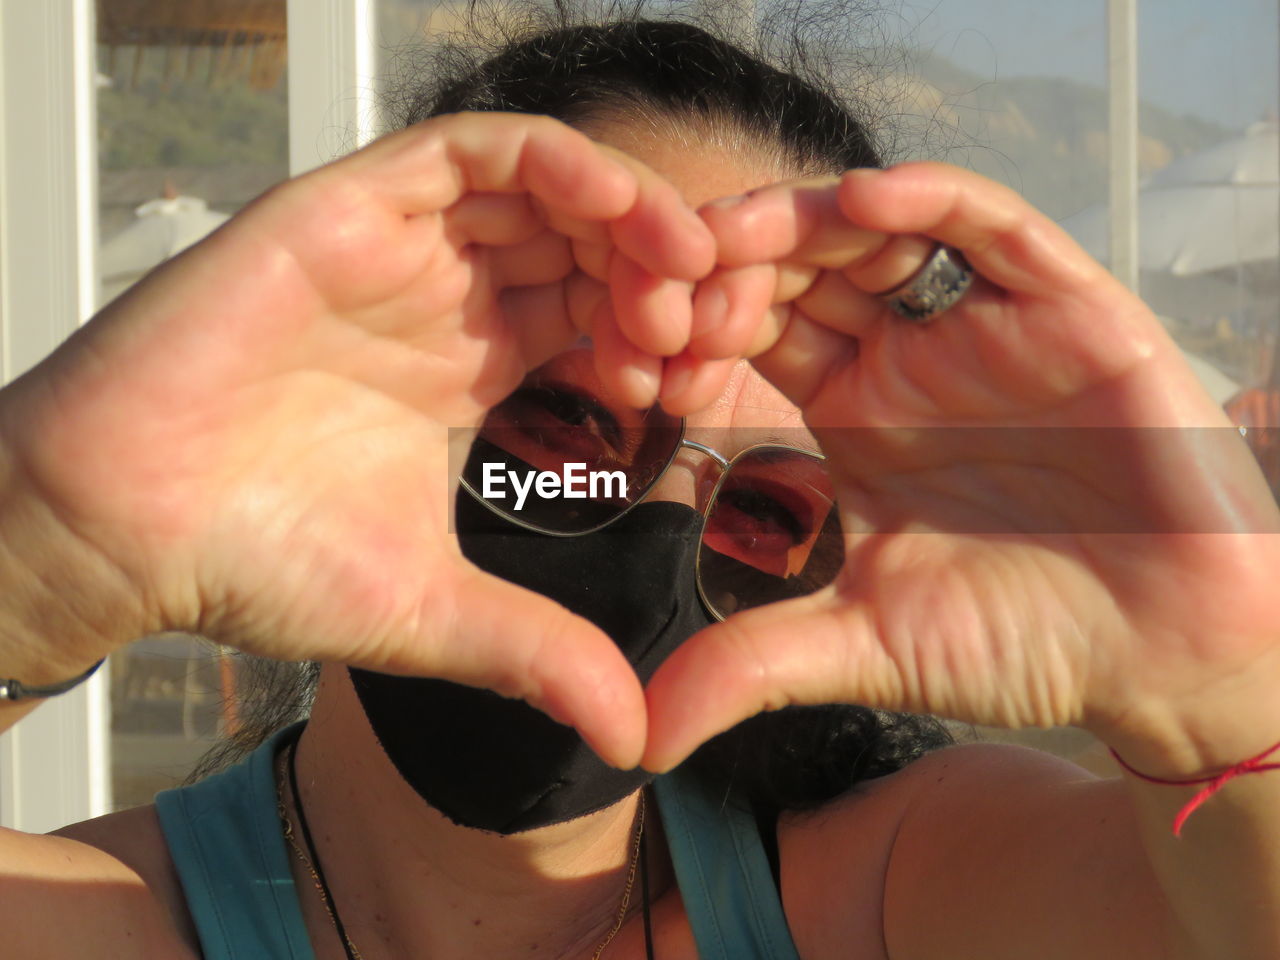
[643,162,1280,776]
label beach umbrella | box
[100,190,230,302]
[1179,348,1240,406]
[1146,120,1278,189]
[1061,121,1279,277]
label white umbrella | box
[1060,121,1279,277]
[1178,347,1239,406]
[1146,120,1277,188]
[100,194,230,302]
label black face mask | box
[348,496,715,834]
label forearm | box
[1104,687,1280,959]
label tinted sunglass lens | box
[462,368,681,534]
[698,447,843,618]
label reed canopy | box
[97,0,287,90]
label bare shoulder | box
[778,743,1172,960]
[773,745,973,960]
[33,804,202,956]
[776,744,1090,960]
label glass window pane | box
[109,636,233,809]
[894,0,1110,222]
[1136,2,1280,492]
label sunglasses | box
[459,352,845,621]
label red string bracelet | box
[1109,738,1280,837]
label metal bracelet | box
[0,658,105,702]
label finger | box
[642,592,898,772]
[658,354,739,416]
[529,159,714,283]
[572,238,613,283]
[536,182,714,284]
[604,147,717,282]
[591,299,662,409]
[436,565,648,769]
[688,264,779,360]
[700,177,877,269]
[445,192,542,246]
[792,268,877,337]
[843,232,939,296]
[497,281,577,372]
[609,255,693,357]
[493,272,609,374]
[689,260,824,361]
[331,211,455,322]
[346,114,711,289]
[565,270,610,339]
[354,113,640,220]
[784,264,986,347]
[700,183,973,336]
[534,197,615,246]
[748,307,861,412]
[837,164,1114,296]
[487,231,575,289]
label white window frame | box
[0,0,109,835]
[1108,0,1140,292]
[288,0,379,175]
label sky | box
[892,0,1277,132]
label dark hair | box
[190,1,954,810]
[407,16,882,174]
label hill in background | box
[97,44,1230,229]
[881,51,1230,220]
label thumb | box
[428,565,648,770]
[641,591,900,772]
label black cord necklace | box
[284,740,655,959]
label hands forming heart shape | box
[7,112,1280,777]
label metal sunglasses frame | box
[459,420,830,621]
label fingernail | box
[662,364,692,400]
[845,168,880,181]
[625,364,661,407]
[692,284,729,337]
[705,193,748,211]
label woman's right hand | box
[0,113,713,765]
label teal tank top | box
[155,724,802,960]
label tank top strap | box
[653,767,803,960]
[155,722,314,960]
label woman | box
[2,7,1278,959]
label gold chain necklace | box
[591,789,646,960]
[275,741,648,960]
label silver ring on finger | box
[879,245,974,324]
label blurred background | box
[1,0,1277,823]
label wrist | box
[0,428,148,682]
[1088,667,1280,780]
[0,657,104,701]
